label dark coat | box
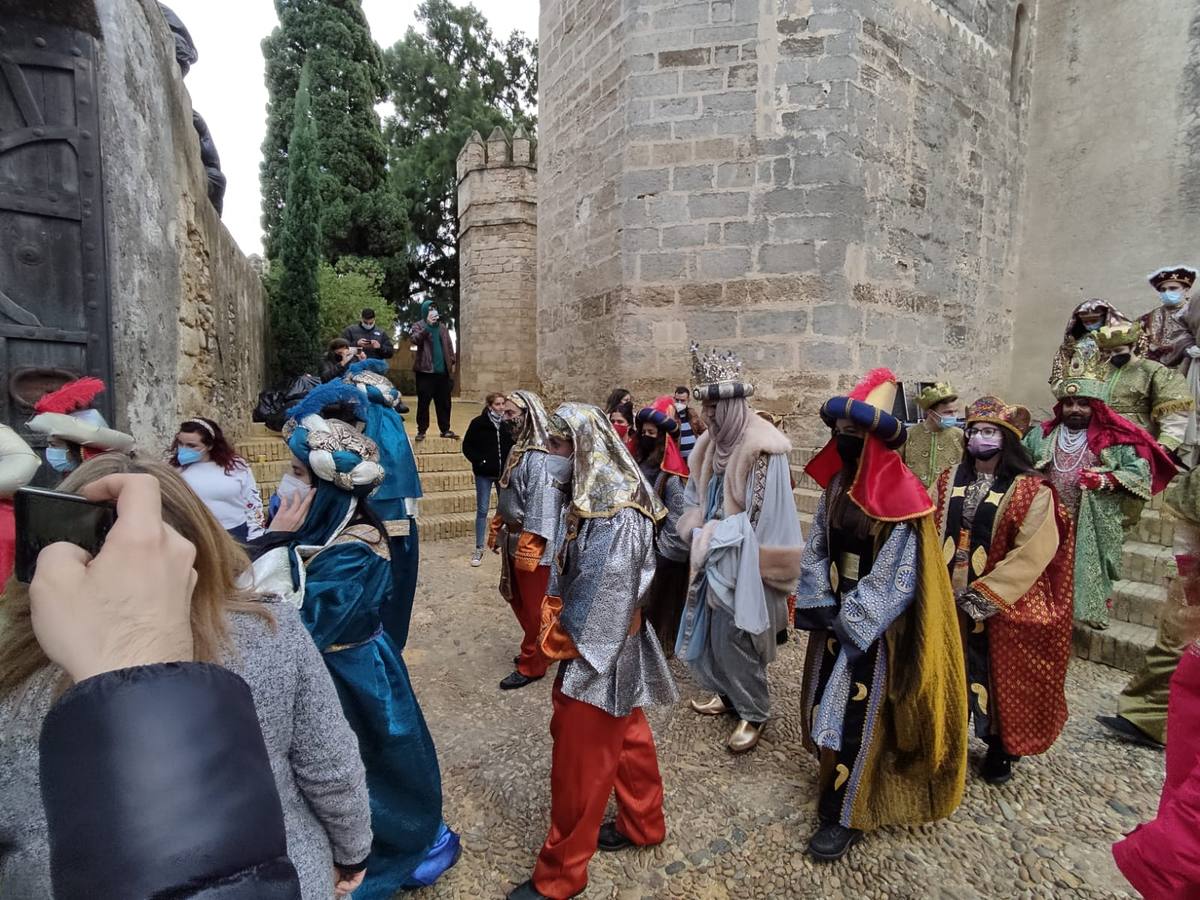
[462,412,514,479]
[410,321,457,375]
[341,322,395,360]
[41,662,301,900]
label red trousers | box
[532,683,666,899]
[511,563,551,678]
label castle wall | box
[1010,0,1200,413]
[457,128,539,398]
[96,0,266,447]
[538,0,1033,438]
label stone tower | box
[456,126,539,399]
[537,0,1033,439]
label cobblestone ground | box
[405,539,1157,900]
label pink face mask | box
[967,432,1003,459]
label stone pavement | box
[405,538,1158,900]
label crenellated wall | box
[456,126,539,398]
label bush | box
[317,258,396,344]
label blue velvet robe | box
[302,533,456,896]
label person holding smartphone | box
[409,300,457,442]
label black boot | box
[596,820,657,852]
[806,822,863,861]
[980,741,1017,785]
[499,671,542,691]
[507,880,552,900]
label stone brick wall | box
[539,0,1032,441]
[96,0,266,448]
[1011,0,1200,413]
[457,126,539,399]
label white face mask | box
[276,472,310,503]
[545,454,573,486]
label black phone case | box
[13,487,117,583]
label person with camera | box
[409,300,458,442]
[341,308,395,362]
[0,460,373,899]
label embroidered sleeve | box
[239,465,265,540]
[971,486,1060,612]
[794,491,834,613]
[837,522,918,650]
[748,452,770,528]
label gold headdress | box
[690,342,754,401]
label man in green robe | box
[1095,322,1192,456]
[901,382,964,494]
[1024,360,1176,629]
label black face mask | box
[835,433,864,469]
[505,418,522,436]
[1111,352,1132,368]
[638,434,658,457]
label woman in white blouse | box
[169,418,263,540]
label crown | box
[1095,322,1142,351]
[1148,265,1198,289]
[916,382,957,411]
[1053,349,1109,401]
[690,342,754,400]
[965,395,1031,437]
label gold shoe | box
[728,719,764,754]
[690,695,729,716]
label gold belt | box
[325,626,383,654]
[829,552,861,592]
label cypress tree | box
[260,0,397,261]
[270,66,322,380]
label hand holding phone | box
[26,475,198,683]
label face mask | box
[638,433,658,456]
[545,454,572,485]
[1082,321,1103,332]
[276,472,310,502]
[967,433,1003,460]
[929,410,960,431]
[46,447,75,473]
[176,447,204,466]
[505,417,522,436]
[835,433,864,469]
[1161,290,1185,307]
[611,421,629,440]
[1111,352,1132,368]
[675,401,687,413]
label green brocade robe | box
[901,422,964,492]
[1022,427,1151,626]
[1103,358,1192,451]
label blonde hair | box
[0,455,273,697]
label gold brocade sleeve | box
[973,486,1059,610]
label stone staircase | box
[787,447,1172,674]
[235,399,489,544]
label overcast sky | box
[168,1,539,257]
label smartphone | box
[14,486,117,583]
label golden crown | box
[690,342,744,386]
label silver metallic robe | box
[496,449,564,598]
[550,506,679,718]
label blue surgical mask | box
[1161,290,1185,307]
[1083,321,1103,332]
[46,447,75,473]
[176,447,204,466]
[940,416,964,430]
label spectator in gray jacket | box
[0,457,373,900]
[342,308,395,361]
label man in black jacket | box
[31,473,302,900]
[341,308,395,361]
[462,392,515,565]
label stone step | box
[416,511,476,542]
[413,435,465,455]
[1109,579,1168,629]
[1072,619,1156,674]
[1128,506,1176,549]
[1121,540,1176,588]
[416,452,473,474]
[420,470,476,493]
[793,484,821,515]
[420,489,495,517]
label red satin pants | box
[531,683,666,898]
[511,563,551,678]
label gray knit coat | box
[0,599,373,899]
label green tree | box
[260,0,406,264]
[382,0,537,328]
[317,258,395,343]
[270,66,322,380]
